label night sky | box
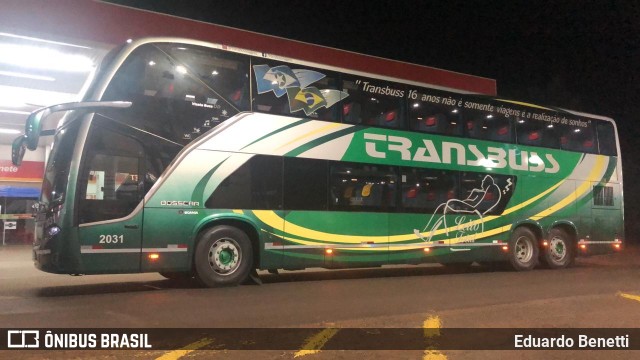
[110,0,640,241]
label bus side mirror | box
[21,100,133,151]
[24,107,51,151]
[12,136,27,166]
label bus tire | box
[542,228,575,269]
[508,227,539,271]
[194,225,253,287]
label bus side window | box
[206,155,283,210]
[400,168,457,213]
[466,110,512,143]
[283,157,328,211]
[341,76,405,129]
[541,122,561,149]
[516,118,542,147]
[458,172,516,216]
[515,117,563,149]
[409,93,463,137]
[596,121,617,156]
[561,121,596,153]
[343,102,362,124]
[329,163,396,211]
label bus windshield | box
[100,43,250,144]
[41,120,82,206]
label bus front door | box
[75,122,146,273]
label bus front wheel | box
[541,228,575,269]
[194,225,253,287]
[508,227,539,271]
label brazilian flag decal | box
[287,87,327,115]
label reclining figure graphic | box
[413,175,501,242]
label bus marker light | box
[148,253,160,261]
[501,245,508,251]
[542,240,549,247]
[579,244,587,250]
[423,247,431,253]
[614,243,621,250]
[325,249,333,255]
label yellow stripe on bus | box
[495,98,552,110]
[529,155,606,220]
[275,122,344,151]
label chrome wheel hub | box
[208,238,241,275]
[515,236,533,263]
[549,236,566,262]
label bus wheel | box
[542,228,575,269]
[508,227,539,271]
[194,225,253,287]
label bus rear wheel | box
[542,228,575,269]
[194,225,253,287]
[508,227,539,271]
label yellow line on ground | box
[423,315,447,360]
[294,328,339,358]
[423,316,441,338]
[155,338,214,360]
[619,292,640,303]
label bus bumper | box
[576,239,623,256]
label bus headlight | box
[46,224,61,238]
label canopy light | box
[0,128,21,134]
[0,85,76,108]
[0,32,91,49]
[0,70,55,81]
[0,44,94,73]
[0,110,30,115]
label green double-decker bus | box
[13,38,623,287]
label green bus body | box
[28,38,623,284]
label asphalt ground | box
[0,244,639,359]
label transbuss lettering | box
[364,133,560,174]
